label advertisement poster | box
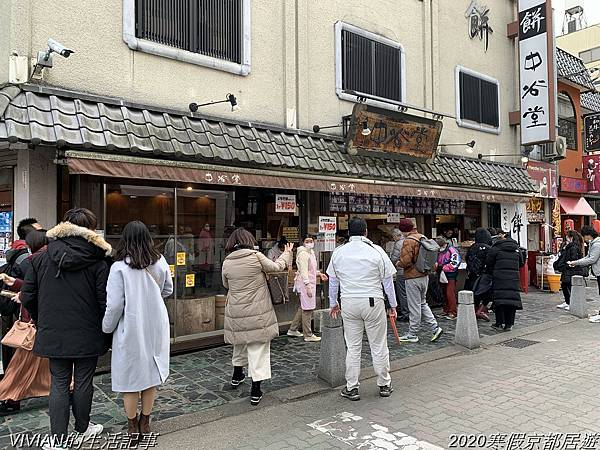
[176,252,186,266]
[584,154,600,193]
[275,194,296,213]
[318,216,337,234]
[526,160,558,198]
[185,274,195,288]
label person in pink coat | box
[287,236,327,342]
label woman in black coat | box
[465,228,492,321]
[553,230,584,310]
[485,232,524,331]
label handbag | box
[439,271,449,284]
[255,253,290,305]
[1,309,36,351]
[472,273,493,297]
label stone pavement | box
[1,287,599,448]
[155,318,600,450]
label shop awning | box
[0,84,536,203]
[559,196,597,216]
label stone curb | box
[153,314,583,436]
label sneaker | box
[379,384,394,398]
[340,387,360,401]
[230,373,246,388]
[287,330,303,337]
[491,324,503,331]
[399,334,419,343]
[304,334,321,342]
[556,302,568,309]
[42,445,68,450]
[250,393,263,406]
[589,314,600,323]
[564,305,570,311]
[504,326,513,332]
[443,314,457,320]
[0,400,20,417]
[431,327,443,342]
[82,423,104,438]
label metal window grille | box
[341,29,402,102]
[459,71,499,128]
[135,0,243,64]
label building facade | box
[0,0,535,348]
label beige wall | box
[0,0,13,84]
[4,0,521,161]
[558,24,600,70]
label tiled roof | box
[0,85,535,194]
[582,91,600,113]
[557,48,596,90]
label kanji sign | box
[275,194,296,213]
[518,0,556,146]
[526,160,558,198]
[585,113,600,152]
[584,154,600,193]
[346,104,443,161]
[318,216,337,234]
[560,176,587,194]
[465,0,494,52]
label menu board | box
[371,195,394,213]
[282,227,300,242]
[329,193,348,212]
[348,194,371,213]
[413,198,433,215]
[394,197,414,214]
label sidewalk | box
[1,287,598,448]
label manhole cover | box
[500,338,540,349]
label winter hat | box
[392,228,402,237]
[398,219,414,233]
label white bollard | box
[569,275,587,319]
[454,290,480,349]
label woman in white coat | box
[102,221,173,439]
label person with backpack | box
[554,230,584,311]
[398,221,443,344]
[389,225,410,322]
[465,228,493,321]
[435,237,461,320]
[485,230,524,332]
[327,217,397,401]
[567,225,600,322]
[21,208,111,449]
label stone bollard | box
[317,313,347,387]
[570,275,587,319]
[454,290,480,350]
[312,309,330,334]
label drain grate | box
[500,338,540,349]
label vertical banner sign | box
[518,0,556,145]
[585,113,600,152]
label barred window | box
[558,92,578,150]
[336,22,405,104]
[123,0,251,74]
[456,67,500,132]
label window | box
[579,46,600,64]
[558,92,578,150]
[122,0,251,75]
[455,66,500,133]
[335,22,405,105]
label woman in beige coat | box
[222,228,292,406]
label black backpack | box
[467,244,489,276]
[0,248,29,289]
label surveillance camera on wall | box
[33,38,74,77]
[47,38,74,58]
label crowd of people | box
[2,210,600,446]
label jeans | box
[49,357,98,439]
[561,282,572,305]
[405,276,439,336]
[494,305,516,328]
[394,274,409,320]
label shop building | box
[0,0,536,348]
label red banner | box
[527,160,558,198]
[584,154,600,194]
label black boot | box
[231,366,246,388]
[250,381,263,406]
[0,400,20,417]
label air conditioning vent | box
[541,137,567,162]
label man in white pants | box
[327,217,397,401]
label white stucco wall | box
[5,0,521,162]
[0,0,12,84]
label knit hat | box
[398,218,415,233]
[392,228,402,237]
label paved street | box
[155,318,600,450]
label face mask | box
[253,245,259,250]
[305,243,314,250]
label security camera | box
[47,38,74,58]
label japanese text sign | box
[275,194,296,213]
[526,160,558,198]
[585,113,600,152]
[346,104,443,161]
[584,154,600,194]
[560,176,587,194]
[318,216,337,234]
[518,0,556,146]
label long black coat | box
[553,242,584,283]
[485,238,523,309]
[21,222,112,359]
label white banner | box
[318,216,337,234]
[275,194,296,213]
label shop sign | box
[176,252,186,266]
[345,104,443,161]
[275,194,296,213]
[585,113,600,152]
[584,154,600,194]
[316,233,336,252]
[560,176,587,194]
[387,212,401,223]
[518,0,556,146]
[318,216,337,234]
[526,197,545,223]
[526,160,558,198]
[282,227,299,242]
[501,203,528,246]
[465,0,493,52]
[185,274,195,288]
[202,171,243,185]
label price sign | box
[185,274,195,288]
[387,213,400,223]
[276,194,296,213]
[318,216,337,234]
[176,252,186,266]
